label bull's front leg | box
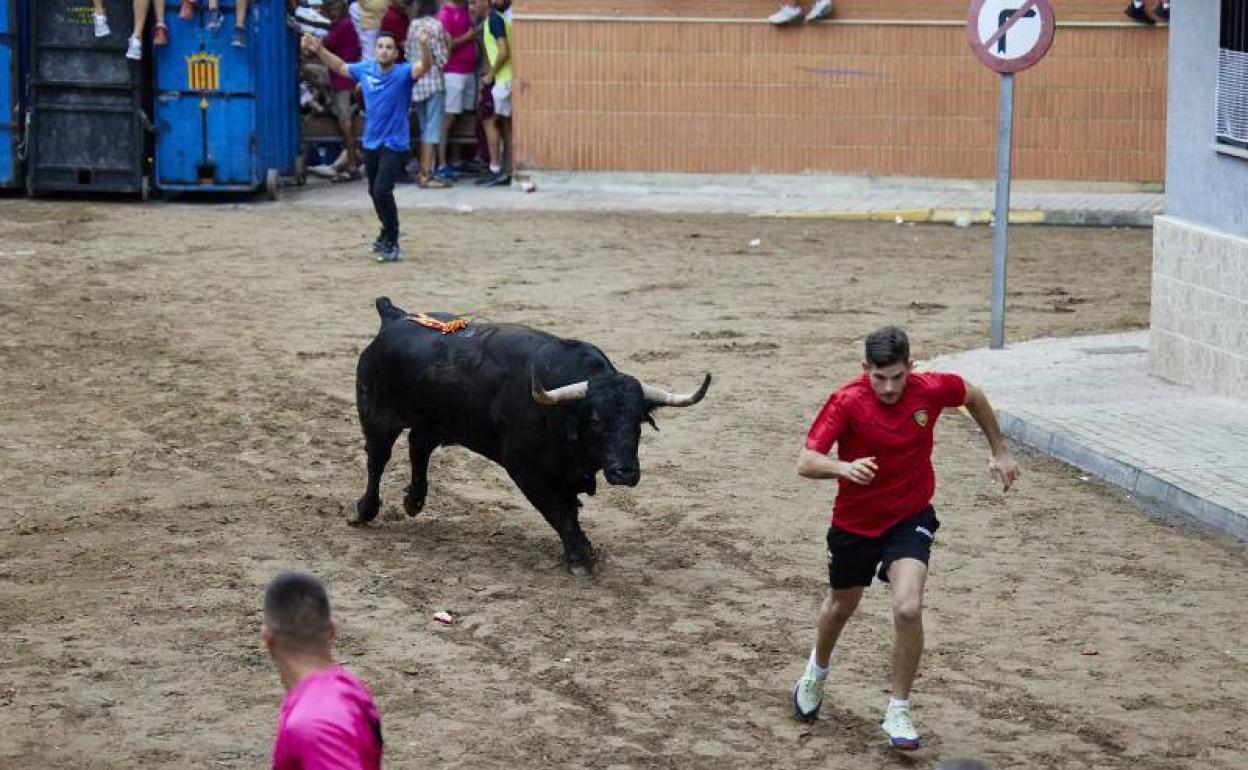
[508,469,595,576]
[353,423,402,527]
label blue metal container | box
[1,0,21,188]
[25,0,150,198]
[153,0,303,198]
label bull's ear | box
[644,413,660,432]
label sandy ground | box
[0,198,1244,770]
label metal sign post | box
[967,0,1055,349]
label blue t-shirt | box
[348,60,415,152]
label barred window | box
[1217,0,1248,149]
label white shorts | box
[491,80,512,118]
[444,72,477,115]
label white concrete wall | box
[1151,215,1248,399]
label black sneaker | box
[370,234,388,254]
[475,171,498,186]
[487,173,512,188]
[377,242,402,263]
[1153,3,1169,21]
[1124,2,1154,23]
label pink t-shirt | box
[272,666,382,770]
[437,2,477,75]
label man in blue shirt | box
[304,30,432,263]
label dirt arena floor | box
[1,199,1245,770]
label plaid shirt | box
[407,17,449,101]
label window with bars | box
[1218,0,1248,150]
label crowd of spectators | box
[296,0,513,188]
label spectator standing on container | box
[93,0,170,59]
[178,0,251,48]
[477,0,511,187]
[262,572,384,770]
[380,0,412,62]
[435,0,478,181]
[406,0,452,188]
[304,29,433,262]
[767,0,834,25]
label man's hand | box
[840,457,878,486]
[482,71,494,86]
[301,33,323,55]
[988,451,1020,492]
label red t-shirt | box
[380,8,411,62]
[805,371,966,537]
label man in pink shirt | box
[434,0,478,180]
[263,572,383,770]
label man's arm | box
[797,448,877,485]
[302,33,352,80]
[962,382,1020,491]
[483,17,509,85]
[409,33,432,80]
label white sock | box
[888,697,910,711]
[1131,0,1144,7]
[807,648,828,677]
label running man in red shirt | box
[263,572,384,770]
[791,326,1019,750]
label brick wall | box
[511,1,1169,181]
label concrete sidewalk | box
[933,333,1248,541]
[286,171,1163,226]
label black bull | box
[353,298,712,575]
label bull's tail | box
[375,297,408,329]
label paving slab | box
[285,171,1162,225]
[933,332,1248,541]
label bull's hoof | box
[567,561,593,577]
[403,488,426,517]
[352,497,379,527]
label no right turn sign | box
[967,0,1056,74]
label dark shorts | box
[826,506,940,589]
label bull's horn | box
[531,378,589,405]
[642,373,712,407]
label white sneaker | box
[93,13,111,37]
[805,0,834,21]
[791,664,826,722]
[125,36,142,60]
[767,4,803,25]
[881,703,921,750]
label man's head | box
[375,31,400,65]
[323,0,346,20]
[469,0,487,19]
[862,325,912,405]
[491,0,510,10]
[261,571,335,657]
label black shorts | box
[826,506,940,589]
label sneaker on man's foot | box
[1124,2,1154,23]
[232,26,246,47]
[474,170,498,186]
[371,235,388,254]
[791,666,826,722]
[805,0,834,22]
[881,704,921,750]
[487,173,512,187]
[377,242,402,263]
[434,164,457,181]
[1153,2,1169,21]
[208,8,224,29]
[93,13,111,37]
[125,36,143,60]
[768,4,804,25]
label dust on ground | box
[1,200,1243,769]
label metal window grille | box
[1217,0,1248,148]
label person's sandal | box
[418,173,451,188]
[153,23,169,45]
[179,0,196,21]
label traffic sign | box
[967,0,1055,74]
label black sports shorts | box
[826,506,940,589]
